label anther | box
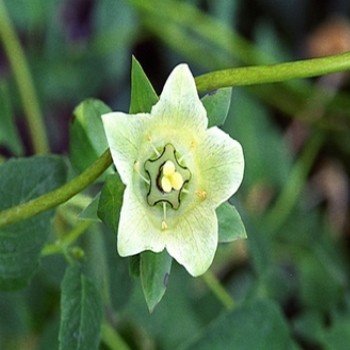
[162,221,168,230]
[196,189,207,200]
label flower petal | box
[102,112,151,185]
[151,64,208,134]
[166,204,218,277]
[196,127,244,207]
[117,187,165,256]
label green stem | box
[195,52,350,92]
[41,221,92,256]
[0,150,112,228]
[101,322,131,350]
[0,0,49,154]
[202,270,235,310]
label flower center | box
[161,160,184,193]
[144,144,191,210]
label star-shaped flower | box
[102,64,244,276]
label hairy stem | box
[0,150,112,228]
[0,0,49,154]
[195,51,350,92]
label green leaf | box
[183,299,297,350]
[217,202,246,243]
[129,56,159,114]
[0,82,23,155]
[79,194,101,221]
[140,251,172,312]
[299,254,343,312]
[0,156,66,290]
[69,99,112,174]
[103,229,134,310]
[93,0,138,79]
[201,87,232,128]
[59,265,103,350]
[322,318,350,350]
[293,311,324,345]
[97,173,125,234]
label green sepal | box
[79,193,101,222]
[217,202,246,243]
[140,250,172,313]
[97,173,125,234]
[59,264,103,350]
[129,56,159,114]
[69,98,112,176]
[201,87,232,127]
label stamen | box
[147,134,160,156]
[182,188,189,194]
[133,162,150,184]
[162,202,168,230]
[178,153,188,163]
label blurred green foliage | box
[1,0,350,349]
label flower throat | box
[144,144,191,210]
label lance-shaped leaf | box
[217,202,246,243]
[59,265,103,350]
[0,156,66,290]
[201,87,232,127]
[141,250,172,312]
[129,56,159,114]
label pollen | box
[161,161,184,192]
[196,189,207,200]
[161,220,168,230]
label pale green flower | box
[102,64,244,276]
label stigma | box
[161,161,184,193]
